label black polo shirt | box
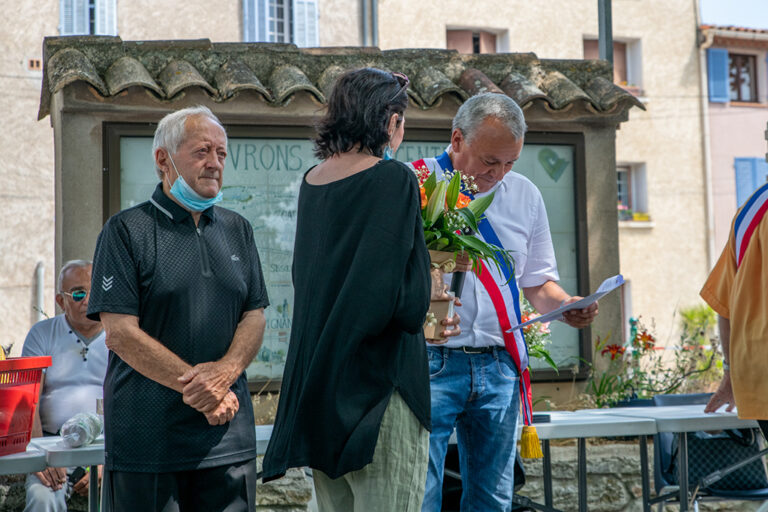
[88,183,269,472]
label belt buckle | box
[462,346,483,354]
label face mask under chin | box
[166,154,223,212]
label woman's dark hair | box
[313,68,409,159]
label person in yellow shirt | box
[702,180,768,437]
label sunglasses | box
[389,72,410,101]
[63,290,88,302]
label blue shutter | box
[242,0,255,41]
[756,157,768,188]
[707,48,729,103]
[292,0,319,47]
[94,0,117,35]
[242,0,269,41]
[59,0,88,35]
[735,158,757,207]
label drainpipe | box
[371,0,379,47]
[35,261,45,322]
[696,3,716,269]
[361,0,368,46]
[598,0,613,64]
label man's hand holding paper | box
[561,297,599,328]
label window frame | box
[729,53,758,103]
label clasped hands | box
[178,362,239,426]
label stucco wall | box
[0,1,59,354]
[709,103,768,253]
[117,0,241,41]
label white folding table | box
[584,405,760,511]
[533,411,657,512]
[27,436,105,512]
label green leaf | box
[446,171,461,211]
[530,348,559,373]
[467,191,495,218]
[456,208,479,233]
[456,234,496,256]
[425,181,447,227]
[423,171,437,199]
[423,230,439,243]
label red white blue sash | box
[409,153,534,425]
[734,181,768,268]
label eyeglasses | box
[62,290,88,302]
[389,72,410,102]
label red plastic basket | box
[0,356,52,456]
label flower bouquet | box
[413,164,515,340]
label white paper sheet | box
[506,274,624,332]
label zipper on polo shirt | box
[196,225,213,278]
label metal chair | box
[651,393,768,511]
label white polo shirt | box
[430,166,560,349]
[21,315,108,434]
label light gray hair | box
[57,260,92,293]
[452,93,527,143]
[152,106,227,179]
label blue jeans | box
[422,346,521,512]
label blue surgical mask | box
[383,145,394,160]
[166,154,223,212]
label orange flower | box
[455,193,471,209]
[419,187,427,209]
[639,331,655,350]
[601,344,626,360]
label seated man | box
[21,260,108,512]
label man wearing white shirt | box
[408,93,598,512]
[22,260,108,512]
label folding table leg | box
[88,464,99,512]
[578,438,587,512]
[678,432,689,512]
[543,440,553,508]
[639,435,650,512]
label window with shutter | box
[60,0,115,35]
[95,0,117,35]
[707,48,729,103]
[292,0,318,47]
[734,158,767,207]
[728,53,757,103]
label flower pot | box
[429,250,457,273]
[423,296,454,342]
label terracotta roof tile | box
[38,36,645,120]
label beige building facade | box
[4,0,705,371]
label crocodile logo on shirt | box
[102,276,114,291]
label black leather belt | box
[448,346,497,354]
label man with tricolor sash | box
[407,93,598,512]
[703,180,768,438]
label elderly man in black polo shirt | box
[88,105,269,512]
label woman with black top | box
[262,68,459,510]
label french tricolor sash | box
[409,152,534,426]
[734,181,768,268]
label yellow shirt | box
[701,196,768,420]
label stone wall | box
[519,442,765,512]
